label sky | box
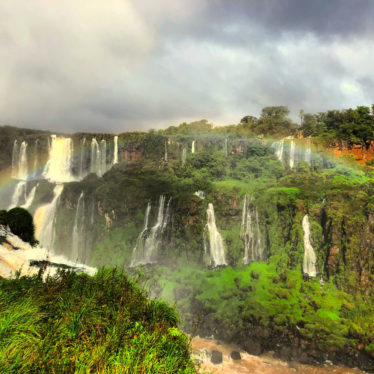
[0,0,374,133]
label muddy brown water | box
[191,337,367,374]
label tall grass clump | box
[0,268,197,373]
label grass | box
[0,268,197,373]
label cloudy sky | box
[0,0,374,133]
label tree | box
[6,207,38,246]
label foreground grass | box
[0,269,197,374]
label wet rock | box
[230,351,241,360]
[211,350,223,364]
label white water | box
[79,137,86,178]
[289,140,295,168]
[164,140,168,162]
[182,147,187,165]
[241,195,264,263]
[194,191,206,199]
[11,140,19,178]
[100,139,107,175]
[8,181,27,209]
[22,184,38,210]
[192,140,196,154]
[71,191,85,262]
[90,138,101,175]
[272,139,284,162]
[34,184,64,249]
[305,140,312,166]
[43,136,74,183]
[205,203,227,267]
[131,196,170,266]
[0,225,96,279]
[302,215,317,277]
[18,141,28,180]
[33,139,39,179]
[113,136,119,164]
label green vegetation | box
[0,269,197,373]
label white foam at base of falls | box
[302,214,317,277]
[205,203,227,267]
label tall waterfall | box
[33,139,39,179]
[181,147,187,165]
[191,140,196,154]
[34,184,64,250]
[71,192,85,262]
[305,140,312,166]
[272,139,284,162]
[22,184,38,210]
[18,141,28,180]
[8,181,27,209]
[43,136,74,183]
[241,195,264,263]
[100,140,107,175]
[164,140,168,162]
[11,140,19,178]
[79,137,86,178]
[113,136,119,165]
[302,215,317,277]
[131,196,170,266]
[204,203,226,267]
[289,139,295,168]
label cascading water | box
[164,140,168,162]
[302,214,317,277]
[241,195,264,263]
[181,147,187,165]
[79,137,86,178]
[113,136,119,165]
[33,139,39,179]
[90,138,101,176]
[100,140,107,176]
[11,140,19,178]
[204,203,227,267]
[272,139,284,162]
[34,184,64,250]
[43,136,74,183]
[71,192,85,262]
[131,196,170,266]
[289,139,295,168]
[305,140,312,166]
[8,181,27,209]
[22,184,38,210]
[191,140,196,154]
[18,141,28,180]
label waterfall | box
[305,140,312,166]
[33,140,39,179]
[113,136,119,165]
[289,139,295,168]
[272,139,284,162]
[131,196,170,266]
[79,137,86,178]
[302,215,317,277]
[8,181,27,209]
[164,140,168,162]
[191,140,196,154]
[43,136,74,183]
[11,140,19,178]
[34,184,64,250]
[18,141,28,180]
[71,192,85,262]
[100,139,107,176]
[181,147,187,165]
[90,138,101,176]
[22,184,38,210]
[241,195,264,263]
[204,203,226,267]
[224,138,228,157]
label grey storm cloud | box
[0,0,373,133]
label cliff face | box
[331,141,374,164]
